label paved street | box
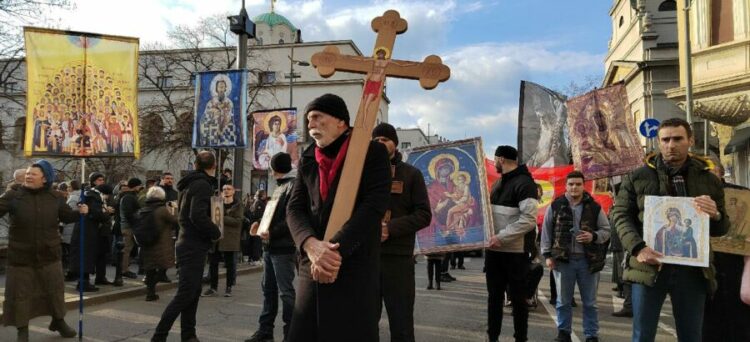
[0,256,679,341]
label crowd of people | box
[2,91,750,342]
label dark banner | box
[567,83,642,179]
[517,81,571,167]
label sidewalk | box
[0,261,262,319]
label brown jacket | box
[141,199,178,270]
[217,199,243,252]
[0,185,79,267]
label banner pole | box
[78,158,86,340]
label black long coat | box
[70,189,109,274]
[286,138,391,342]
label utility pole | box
[228,0,255,196]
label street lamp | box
[285,29,308,108]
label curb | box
[0,265,263,320]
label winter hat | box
[89,172,105,186]
[32,159,55,190]
[372,123,399,146]
[127,177,143,188]
[270,152,293,174]
[304,93,350,125]
[494,145,518,161]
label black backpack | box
[133,206,159,247]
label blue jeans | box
[553,256,600,338]
[631,265,706,342]
[258,252,297,336]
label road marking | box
[537,291,582,342]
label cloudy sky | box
[47,0,612,150]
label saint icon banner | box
[643,196,710,267]
[192,70,248,148]
[23,27,140,158]
[251,108,299,170]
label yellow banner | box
[23,27,140,158]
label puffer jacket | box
[488,165,539,253]
[612,153,729,290]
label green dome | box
[253,12,297,32]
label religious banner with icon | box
[711,187,750,256]
[251,108,299,170]
[566,83,642,180]
[192,70,248,148]
[643,196,710,267]
[404,138,493,255]
[23,27,140,158]
[517,81,571,167]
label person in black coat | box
[372,123,431,342]
[152,151,222,342]
[70,172,110,292]
[286,94,391,342]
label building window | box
[711,0,734,45]
[13,117,25,150]
[401,142,411,149]
[278,39,285,44]
[259,71,276,84]
[658,0,676,11]
[3,81,18,93]
[157,76,173,88]
[619,16,624,27]
[189,74,196,85]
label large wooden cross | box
[311,9,450,241]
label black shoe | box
[17,326,29,342]
[113,278,124,287]
[76,283,99,292]
[612,308,633,317]
[224,286,233,297]
[585,337,599,342]
[122,271,138,279]
[94,278,113,285]
[245,330,274,342]
[49,319,77,338]
[443,273,456,281]
[145,293,160,301]
[458,265,466,270]
[554,330,572,342]
[182,336,200,342]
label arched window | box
[619,16,625,27]
[658,0,677,11]
[140,114,165,150]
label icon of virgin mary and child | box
[426,154,478,242]
[654,207,698,258]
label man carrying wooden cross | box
[287,94,391,341]
[287,10,449,341]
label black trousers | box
[427,259,441,287]
[450,252,464,268]
[95,235,111,281]
[703,252,750,342]
[154,244,208,339]
[379,255,416,342]
[485,251,529,342]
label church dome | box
[253,12,297,32]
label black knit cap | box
[270,152,292,174]
[304,93,350,125]
[494,145,518,160]
[372,123,399,146]
[127,177,143,188]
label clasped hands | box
[304,238,342,284]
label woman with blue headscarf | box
[0,160,89,341]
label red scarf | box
[314,136,351,202]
